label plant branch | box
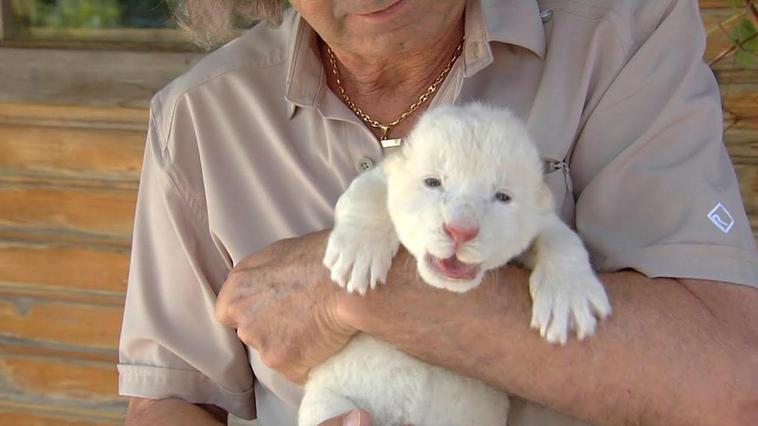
[709,30,758,66]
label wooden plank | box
[713,67,758,84]
[0,0,13,41]
[0,298,123,350]
[0,399,125,424]
[0,242,129,296]
[723,120,758,236]
[721,83,758,118]
[0,410,120,426]
[0,175,138,191]
[0,124,145,180]
[0,103,148,130]
[23,27,192,44]
[0,339,117,364]
[724,119,758,160]
[0,282,126,308]
[1,37,197,53]
[0,48,202,109]
[734,163,758,213]
[0,185,136,242]
[1,24,198,52]
[720,118,757,236]
[0,227,131,250]
[0,356,119,401]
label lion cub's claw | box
[323,227,399,295]
[529,264,611,344]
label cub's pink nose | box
[443,222,479,243]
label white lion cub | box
[299,104,611,426]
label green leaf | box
[730,18,757,47]
[735,49,755,65]
[744,33,758,51]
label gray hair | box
[171,0,285,49]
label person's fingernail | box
[343,409,362,426]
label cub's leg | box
[525,214,612,344]
[324,167,400,295]
[299,385,357,426]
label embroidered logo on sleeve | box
[708,203,734,234]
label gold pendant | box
[380,138,402,149]
[378,125,402,149]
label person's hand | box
[318,409,372,426]
[215,230,357,383]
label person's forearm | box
[126,397,227,425]
[338,258,758,425]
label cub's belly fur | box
[299,333,508,426]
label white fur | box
[301,104,612,425]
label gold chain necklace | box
[326,40,464,148]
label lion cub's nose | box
[443,223,479,243]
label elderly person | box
[119,0,758,425]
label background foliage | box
[10,0,173,29]
[712,0,758,65]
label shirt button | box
[356,157,375,173]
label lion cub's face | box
[383,104,554,292]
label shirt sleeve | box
[118,100,256,419]
[570,0,758,288]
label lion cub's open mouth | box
[425,253,481,280]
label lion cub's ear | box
[537,183,555,214]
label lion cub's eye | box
[424,177,442,188]
[495,192,512,203]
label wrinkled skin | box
[215,231,356,384]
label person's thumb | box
[317,408,371,426]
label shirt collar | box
[480,0,546,59]
[284,17,323,115]
[284,0,546,115]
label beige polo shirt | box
[118,0,758,425]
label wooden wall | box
[0,51,202,423]
[0,2,756,424]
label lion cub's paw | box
[323,225,399,295]
[528,262,611,344]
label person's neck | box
[320,19,464,134]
